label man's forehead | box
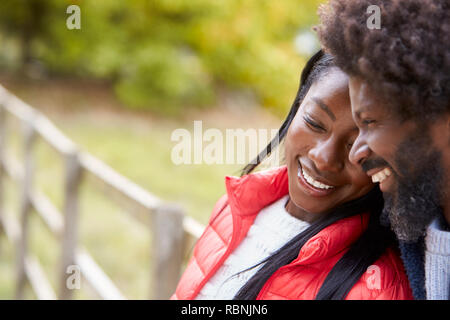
[349,77,386,113]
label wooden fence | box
[0,84,205,300]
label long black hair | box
[233,50,396,300]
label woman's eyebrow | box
[312,97,336,121]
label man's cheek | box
[367,134,394,162]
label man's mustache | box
[361,157,391,174]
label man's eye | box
[362,119,376,126]
[303,116,324,131]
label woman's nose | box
[349,134,370,166]
[308,140,344,173]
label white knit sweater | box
[425,216,450,300]
[195,195,311,300]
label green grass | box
[57,113,243,224]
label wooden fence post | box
[15,121,36,299]
[151,204,185,299]
[59,150,82,300]
[0,85,203,300]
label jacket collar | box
[225,166,289,217]
[292,213,369,265]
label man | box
[316,0,449,299]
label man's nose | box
[349,134,371,166]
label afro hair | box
[315,0,450,120]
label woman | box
[172,50,413,300]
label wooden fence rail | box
[0,85,205,300]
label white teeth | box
[298,166,334,190]
[371,167,392,183]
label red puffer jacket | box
[172,166,413,300]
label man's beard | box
[380,130,445,242]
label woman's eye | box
[303,116,325,132]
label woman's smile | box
[297,159,337,197]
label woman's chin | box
[288,176,332,212]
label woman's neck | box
[284,197,324,224]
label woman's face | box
[285,67,373,216]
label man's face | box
[348,77,449,241]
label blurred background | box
[0,0,324,299]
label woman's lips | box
[297,161,336,197]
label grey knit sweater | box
[425,216,450,300]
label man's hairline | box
[347,75,426,124]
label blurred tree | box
[0,0,54,66]
[0,0,324,115]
